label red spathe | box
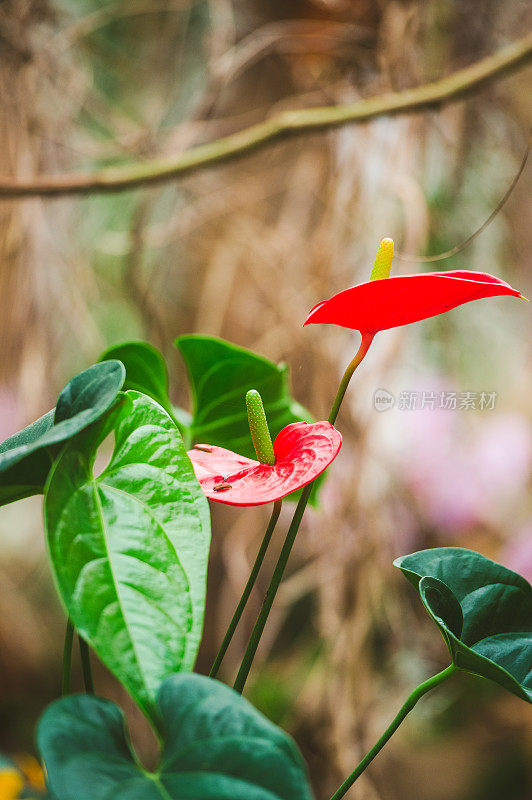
[188,421,341,506]
[304,271,522,333]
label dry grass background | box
[0,1,531,798]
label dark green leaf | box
[38,673,315,800]
[44,392,210,722]
[0,361,125,506]
[395,547,532,703]
[175,335,313,460]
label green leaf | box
[99,341,192,447]
[44,392,211,722]
[394,547,532,703]
[175,335,324,500]
[175,335,323,504]
[175,335,313,460]
[99,341,191,432]
[0,361,125,506]
[100,341,170,406]
[37,673,315,800]
[98,337,322,502]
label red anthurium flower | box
[188,421,341,506]
[304,271,523,333]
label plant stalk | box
[233,484,313,693]
[79,635,95,694]
[328,333,375,425]
[329,664,458,800]
[2,34,531,197]
[210,500,282,679]
[61,618,74,695]
[233,333,374,693]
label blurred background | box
[0,1,531,798]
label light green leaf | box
[44,392,210,722]
[37,674,315,800]
[99,336,322,501]
[0,361,125,506]
[175,335,313,460]
[395,547,532,703]
[99,341,191,434]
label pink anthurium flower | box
[188,421,342,506]
[304,239,524,334]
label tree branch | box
[2,32,531,198]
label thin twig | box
[396,133,530,263]
[1,33,531,198]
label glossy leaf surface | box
[175,335,313,459]
[0,361,125,506]
[304,271,522,333]
[189,421,341,506]
[38,673,315,800]
[44,392,210,721]
[99,341,192,433]
[395,547,532,702]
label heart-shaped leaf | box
[0,361,125,506]
[394,547,532,702]
[99,341,192,434]
[37,673,315,800]
[44,391,211,722]
[175,335,313,459]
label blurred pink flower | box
[0,389,19,442]
[397,409,532,533]
[501,526,532,584]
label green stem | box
[79,635,95,694]
[1,35,530,197]
[329,664,458,800]
[233,333,374,694]
[328,333,375,425]
[233,484,313,694]
[210,500,282,679]
[61,618,74,695]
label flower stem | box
[78,635,95,694]
[329,664,458,800]
[210,500,282,679]
[328,332,375,425]
[61,618,74,695]
[233,333,374,694]
[233,484,313,694]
